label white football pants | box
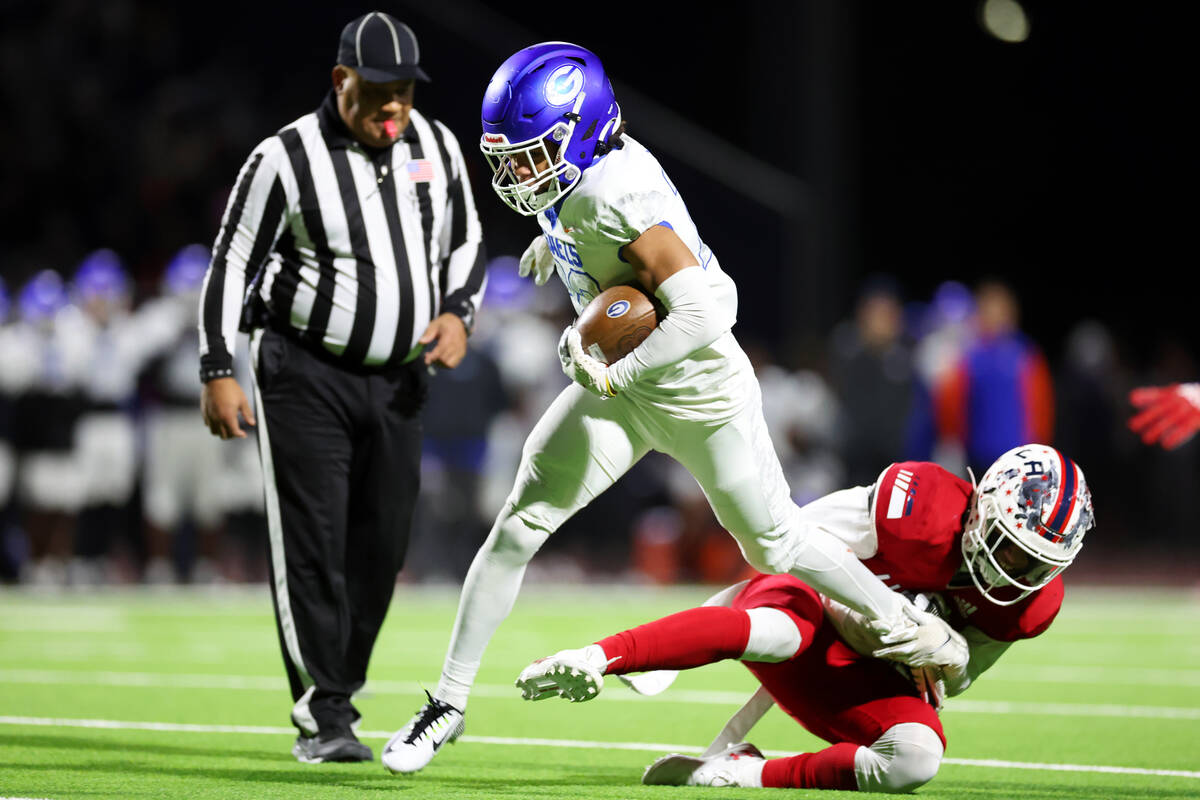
[436,353,903,710]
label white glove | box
[560,326,617,397]
[872,605,969,671]
[519,236,556,285]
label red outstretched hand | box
[1128,383,1200,450]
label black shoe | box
[292,728,373,763]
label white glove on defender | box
[872,605,969,671]
[560,326,618,397]
[519,236,556,285]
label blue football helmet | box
[0,276,9,324]
[164,244,211,295]
[74,248,130,303]
[480,42,622,215]
[19,270,70,323]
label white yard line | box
[2,669,1199,719]
[939,757,1200,779]
[947,699,1200,720]
[985,663,1200,687]
[0,715,1196,780]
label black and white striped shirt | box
[198,92,486,380]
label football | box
[575,284,659,365]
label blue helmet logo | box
[606,300,630,318]
[544,65,583,106]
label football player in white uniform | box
[383,42,958,774]
[0,278,16,552]
[142,245,238,583]
[71,250,184,583]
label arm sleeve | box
[795,485,879,558]
[607,265,733,390]
[198,139,289,381]
[434,121,487,333]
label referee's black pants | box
[251,328,425,735]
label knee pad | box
[855,723,943,793]
[741,607,803,662]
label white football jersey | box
[537,136,751,419]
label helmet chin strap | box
[594,105,623,156]
[555,90,588,180]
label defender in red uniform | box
[516,444,1094,793]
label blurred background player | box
[517,444,1094,793]
[384,42,958,774]
[828,275,925,487]
[934,279,1054,477]
[7,271,89,585]
[69,249,185,584]
[0,278,17,579]
[406,336,509,582]
[1128,383,1200,450]
[141,244,242,583]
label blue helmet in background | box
[932,280,974,325]
[164,244,211,295]
[19,270,69,323]
[480,42,621,215]
[482,255,535,311]
[74,248,130,303]
[0,276,9,323]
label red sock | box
[595,606,751,674]
[762,743,860,790]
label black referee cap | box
[337,12,431,83]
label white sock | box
[434,512,548,711]
[742,607,803,662]
[434,557,530,711]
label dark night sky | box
[367,2,1192,363]
[2,0,1191,367]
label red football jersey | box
[865,461,1062,642]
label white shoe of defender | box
[642,743,766,787]
[381,692,464,774]
[514,646,606,702]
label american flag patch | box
[407,160,434,182]
[886,468,918,519]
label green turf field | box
[1,583,1198,799]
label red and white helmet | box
[962,444,1094,606]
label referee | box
[198,12,485,764]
